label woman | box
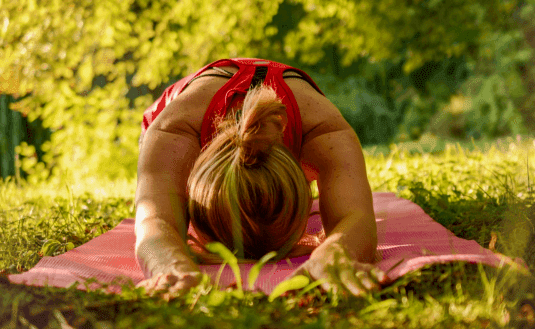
[135,58,385,297]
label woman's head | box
[187,85,312,260]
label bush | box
[427,27,532,140]
[309,72,398,146]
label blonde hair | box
[187,85,312,260]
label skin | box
[135,66,387,298]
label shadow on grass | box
[400,179,535,274]
[397,178,535,327]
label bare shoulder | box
[148,81,219,138]
[149,67,238,138]
[285,79,352,148]
[285,78,365,184]
[285,79,374,236]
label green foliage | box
[0,95,51,180]
[205,242,243,296]
[268,275,310,302]
[1,0,142,180]
[460,28,532,138]
[398,58,469,138]
[40,239,62,257]
[309,56,473,145]
[0,0,531,181]
[0,0,286,181]
[0,176,136,271]
[248,251,277,289]
[0,94,22,179]
[284,0,516,72]
[423,1,535,140]
[464,74,526,137]
[310,72,397,145]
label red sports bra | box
[141,58,324,158]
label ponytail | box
[187,85,312,260]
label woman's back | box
[143,60,349,183]
[135,59,377,292]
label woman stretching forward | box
[135,58,385,296]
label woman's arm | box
[135,128,201,278]
[135,89,205,279]
[301,127,377,264]
[135,77,236,296]
[297,86,377,262]
[293,86,383,295]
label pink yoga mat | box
[8,193,517,294]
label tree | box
[0,0,522,180]
[0,0,284,180]
[283,0,516,72]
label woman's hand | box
[289,242,387,296]
[136,270,204,300]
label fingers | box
[352,262,388,284]
[314,261,387,297]
[285,253,391,298]
[369,268,388,284]
[136,271,203,298]
[168,272,203,293]
[136,273,170,296]
[336,267,375,296]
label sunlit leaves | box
[0,0,141,180]
[0,0,526,182]
[0,0,300,181]
[285,0,515,72]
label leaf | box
[77,56,94,91]
[41,239,61,256]
[248,251,277,289]
[65,242,75,251]
[207,290,226,306]
[205,242,242,293]
[268,275,310,302]
[205,242,237,265]
[213,261,228,290]
[297,278,328,297]
[230,290,244,299]
[359,299,398,315]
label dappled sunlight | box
[0,176,137,208]
[365,136,535,203]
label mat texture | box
[8,193,513,294]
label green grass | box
[1,135,534,328]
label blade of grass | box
[297,279,327,297]
[268,275,309,302]
[214,261,228,291]
[205,242,242,295]
[359,298,398,315]
[248,251,277,290]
